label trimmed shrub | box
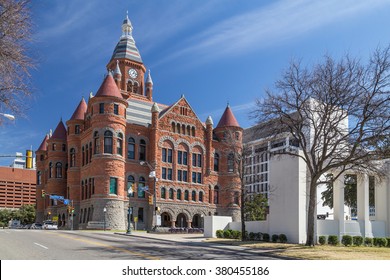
[223,229,232,239]
[352,236,364,246]
[341,235,353,246]
[232,230,241,239]
[263,233,270,242]
[318,236,326,245]
[373,237,388,247]
[279,234,287,243]
[386,238,390,248]
[328,235,339,245]
[249,232,256,241]
[216,230,224,238]
[271,234,279,243]
[364,237,373,246]
[255,232,262,241]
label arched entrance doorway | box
[175,213,187,228]
[161,212,171,227]
[192,214,203,228]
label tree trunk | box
[241,183,246,241]
[306,181,317,246]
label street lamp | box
[140,161,157,230]
[126,185,134,235]
[103,207,107,231]
[0,113,15,121]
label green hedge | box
[318,236,326,245]
[328,235,339,245]
[364,237,373,246]
[373,237,388,247]
[352,236,364,246]
[341,235,353,246]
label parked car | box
[30,223,43,229]
[43,221,58,230]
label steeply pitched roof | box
[70,98,87,120]
[95,74,123,99]
[51,120,67,140]
[37,134,49,151]
[216,105,240,128]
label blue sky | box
[1,0,390,166]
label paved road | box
[0,229,291,260]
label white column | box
[333,176,345,239]
[357,174,372,237]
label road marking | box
[34,242,49,250]
[54,232,159,260]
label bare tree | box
[0,0,34,122]
[252,46,390,246]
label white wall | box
[268,153,307,244]
[203,216,232,238]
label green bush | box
[271,234,279,243]
[328,235,339,245]
[386,238,390,248]
[352,236,364,246]
[249,232,256,241]
[373,237,388,247]
[318,236,326,245]
[231,230,241,239]
[223,229,232,239]
[279,234,287,243]
[255,232,262,241]
[364,237,373,246]
[341,235,353,246]
[263,233,270,242]
[216,230,224,238]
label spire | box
[206,116,213,126]
[216,104,240,128]
[111,12,142,63]
[151,102,160,113]
[95,73,123,99]
[146,69,153,85]
[70,98,87,120]
[37,134,49,151]
[51,120,67,140]
[114,60,122,76]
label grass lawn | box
[206,239,390,260]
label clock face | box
[128,68,138,79]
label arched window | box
[62,144,66,152]
[177,123,181,134]
[104,130,113,154]
[94,131,99,154]
[234,191,240,205]
[127,175,135,197]
[56,162,62,178]
[70,148,76,167]
[182,124,185,134]
[52,143,56,151]
[81,181,85,200]
[37,171,41,185]
[192,126,195,137]
[133,82,139,94]
[139,139,146,161]
[191,190,196,201]
[214,186,219,204]
[169,188,174,199]
[89,142,92,162]
[49,162,53,178]
[214,153,220,172]
[199,191,203,202]
[127,137,135,159]
[184,190,189,201]
[117,133,123,155]
[127,81,133,92]
[227,153,234,172]
[186,125,191,135]
[161,187,166,199]
[82,146,85,166]
[138,176,145,198]
[177,189,182,200]
[171,122,176,133]
[85,143,89,164]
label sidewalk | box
[115,230,207,243]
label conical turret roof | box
[95,74,123,99]
[70,98,87,120]
[216,105,240,128]
[37,134,49,151]
[51,120,67,140]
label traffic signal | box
[148,196,153,205]
[71,207,75,213]
[41,190,46,198]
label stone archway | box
[161,212,171,227]
[175,213,188,228]
[192,214,203,228]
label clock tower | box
[107,13,151,101]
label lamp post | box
[103,207,107,231]
[0,113,15,121]
[140,161,157,230]
[126,185,134,235]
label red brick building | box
[35,14,242,230]
[0,166,36,209]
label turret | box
[146,70,153,101]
